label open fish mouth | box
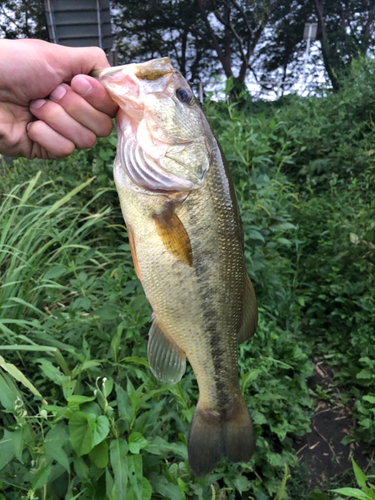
[92,58,177,122]
[93,58,211,194]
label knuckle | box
[38,101,61,122]
[98,118,113,137]
[27,120,42,140]
[91,47,107,63]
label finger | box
[71,75,118,116]
[49,83,113,137]
[30,98,97,150]
[27,120,75,158]
[59,45,111,77]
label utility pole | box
[302,23,318,92]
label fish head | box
[94,58,214,194]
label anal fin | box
[147,319,186,384]
[237,273,258,344]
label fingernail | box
[50,84,67,101]
[26,122,32,132]
[30,99,46,110]
[73,77,92,97]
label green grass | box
[0,57,375,499]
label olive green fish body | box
[115,139,243,409]
[96,58,258,476]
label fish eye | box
[176,87,194,105]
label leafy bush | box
[280,59,375,448]
[0,136,313,498]
[276,57,375,188]
[331,459,375,500]
[1,56,375,499]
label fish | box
[94,58,258,477]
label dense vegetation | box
[0,57,374,499]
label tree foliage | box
[258,0,375,91]
[112,0,375,91]
[0,0,48,40]
[313,0,375,90]
[112,0,276,87]
[1,0,374,93]
[112,0,216,83]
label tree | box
[257,0,375,93]
[0,0,48,40]
[2,0,373,95]
[313,0,375,91]
[254,0,314,93]
[111,0,216,83]
[112,0,278,89]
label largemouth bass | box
[95,58,258,477]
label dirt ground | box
[294,362,375,490]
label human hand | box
[0,39,118,159]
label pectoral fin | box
[237,274,258,344]
[147,318,186,384]
[153,206,193,266]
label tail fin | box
[188,394,254,477]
